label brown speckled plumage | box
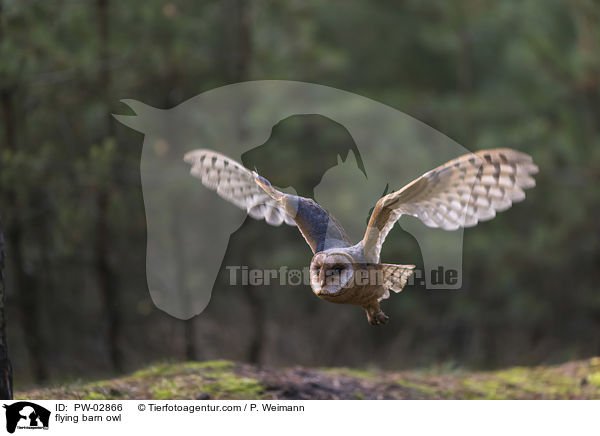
[185,148,538,325]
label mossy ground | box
[17,357,600,400]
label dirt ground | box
[18,357,600,400]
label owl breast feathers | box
[184,148,538,325]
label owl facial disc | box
[310,252,354,296]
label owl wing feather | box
[184,149,295,226]
[184,149,351,254]
[362,148,539,262]
[378,263,415,301]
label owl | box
[184,148,538,325]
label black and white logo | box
[3,402,50,433]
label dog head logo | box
[3,402,50,433]
[114,80,470,319]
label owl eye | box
[331,264,345,274]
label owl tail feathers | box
[381,264,415,293]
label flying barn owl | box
[184,148,538,325]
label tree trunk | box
[94,191,123,372]
[0,220,14,399]
[232,0,252,82]
[1,92,48,386]
[243,278,266,364]
[228,0,266,364]
[0,0,48,384]
[170,198,198,361]
[183,320,198,361]
[94,0,122,372]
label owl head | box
[309,251,355,297]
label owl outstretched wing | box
[184,149,351,254]
[362,148,539,262]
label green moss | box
[458,365,584,399]
[14,357,600,400]
[132,360,234,380]
[88,380,114,390]
[150,379,179,400]
[395,378,438,396]
[184,360,233,371]
[321,367,377,380]
[461,378,508,400]
[202,373,263,399]
[131,361,262,399]
[500,367,576,396]
[83,391,110,400]
[588,372,600,387]
[132,363,174,379]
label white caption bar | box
[2,400,597,435]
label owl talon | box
[365,304,389,326]
[376,311,389,325]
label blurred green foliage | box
[0,0,599,384]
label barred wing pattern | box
[362,148,539,262]
[184,149,351,254]
[381,264,415,293]
[184,149,296,226]
[379,263,415,301]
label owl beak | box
[309,265,324,296]
[318,265,326,288]
[310,266,326,296]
